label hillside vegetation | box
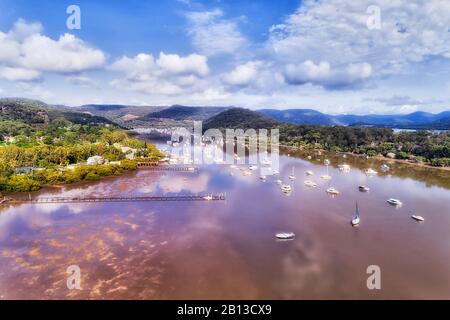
[204,108,450,167]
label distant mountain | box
[203,108,281,131]
[76,104,165,123]
[259,108,450,129]
[141,105,230,121]
[0,98,115,126]
[259,109,339,125]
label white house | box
[87,156,105,166]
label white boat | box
[411,215,425,222]
[249,165,258,171]
[203,195,213,201]
[351,202,361,227]
[288,167,296,180]
[304,180,317,187]
[365,168,378,175]
[273,170,280,175]
[326,187,340,195]
[281,185,292,193]
[321,174,332,180]
[359,185,370,192]
[387,198,403,206]
[260,175,267,181]
[275,179,283,185]
[187,167,196,172]
[275,232,295,240]
[338,164,351,172]
[306,171,314,176]
[380,164,390,171]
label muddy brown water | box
[0,146,449,299]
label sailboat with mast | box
[288,167,296,180]
[351,202,361,227]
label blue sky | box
[0,0,449,114]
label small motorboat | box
[304,180,317,187]
[275,232,295,240]
[365,168,378,175]
[359,185,370,192]
[272,170,280,175]
[249,165,258,171]
[288,167,296,180]
[351,202,361,227]
[387,198,403,206]
[326,187,340,195]
[338,164,351,172]
[380,164,390,171]
[411,215,425,222]
[281,185,292,193]
[321,174,332,180]
[275,179,283,185]
[306,171,314,176]
[260,175,267,181]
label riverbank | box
[279,144,450,171]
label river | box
[0,143,449,299]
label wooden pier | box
[0,194,225,205]
[137,162,198,172]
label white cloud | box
[185,9,247,56]
[16,82,53,100]
[110,52,210,95]
[267,0,450,75]
[156,52,209,77]
[223,61,260,86]
[0,19,105,82]
[284,61,372,89]
[65,75,98,87]
[0,66,40,81]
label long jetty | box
[137,162,198,172]
[0,194,226,205]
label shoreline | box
[279,144,450,171]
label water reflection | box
[0,146,450,299]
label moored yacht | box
[359,185,370,192]
[387,198,403,206]
[351,202,361,227]
[326,187,340,195]
[411,215,425,222]
[304,180,317,187]
[365,168,378,175]
[275,232,295,240]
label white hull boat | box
[275,232,295,240]
[387,198,403,206]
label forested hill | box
[203,108,281,131]
[141,105,230,121]
[0,98,116,134]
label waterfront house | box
[87,156,105,166]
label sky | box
[0,0,449,114]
